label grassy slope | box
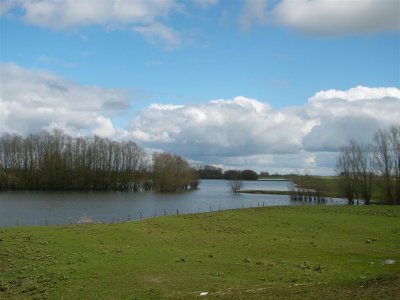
[1,205,399,299]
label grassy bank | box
[240,177,340,198]
[240,190,292,195]
[256,176,394,202]
[1,205,400,299]
[280,176,391,202]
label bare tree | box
[388,126,400,204]
[229,179,242,194]
[336,143,357,204]
[374,128,396,204]
[0,130,149,191]
[337,140,374,204]
[228,170,242,194]
[353,141,374,205]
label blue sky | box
[1,0,399,174]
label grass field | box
[1,205,400,299]
[257,176,393,203]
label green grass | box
[291,176,342,198]
[1,205,400,299]
[242,177,348,198]
[291,176,394,202]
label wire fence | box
[6,198,347,227]
[8,201,271,227]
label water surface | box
[0,180,346,227]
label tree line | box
[336,125,400,205]
[0,130,198,192]
[195,165,259,181]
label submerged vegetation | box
[0,130,197,192]
[0,205,399,299]
[152,152,199,192]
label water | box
[0,180,345,227]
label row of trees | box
[336,125,400,205]
[0,130,198,192]
[152,152,199,192]
[194,165,259,181]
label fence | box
[6,198,343,227]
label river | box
[0,179,347,227]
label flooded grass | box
[0,205,399,299]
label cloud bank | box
[0,0,180,48]
[129,87,400,172]
[0,63,130,136]
[1,63,399,174]
[238,0,399,34]
[1,0,398,50]
[272,0,400,35]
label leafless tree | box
[337,140,374,204]
[336,143,357,204]
[228,170,242,194]
[388,126,400,204]
[373,126,400,204]
[352,141,374,205]
[229,179,242,194]
[0,130,148,191]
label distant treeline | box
[0,130,198,192]
[194,165,259,180]
[336,125,400,205]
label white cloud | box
[149,103,185,111]
[0,63,131,136]
[192,0,218,9]
[129,87,400,173]
[302,86,400,151]
[2,63,400,174]
[309,86,400,102]
[131,96,311,157]
[1,0,176,28]
[133,21,181,50]
[93,116,117,138]
[273,0,400,35]
[1,0,179,48]
[239,0,268,30]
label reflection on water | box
[0,179,347,227]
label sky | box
[0,0,399,175]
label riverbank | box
[240,189,293,195]
[249,176,393,202]
[1,205,399,299]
